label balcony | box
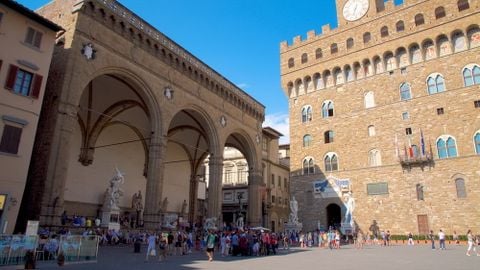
[399,153,434,170]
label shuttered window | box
[0,125,23,154]
[4,64,42,98]
[25,27,43,48]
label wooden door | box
[417,214,429,235]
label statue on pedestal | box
[160,197,169,213]
[344,192,355,227]
[103,168,125,211]
[180,199,187,216]
[131,190,143,227]
[289,196,299,224]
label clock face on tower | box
[343,0,370,22]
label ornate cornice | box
[79,0,265,121]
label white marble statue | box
[289,196,299,224]
[204,217,217,230]
[104,167,125,210]
[344,192,355,226]
[131,190,143,211]
[236,216,244,229]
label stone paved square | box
[12,243,478,270]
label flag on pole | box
[420,129,426,156]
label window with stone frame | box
[346,38,354,50]
[303,157,315,175]
[457,0,470,11]
[435,6,446,19]
[380,26,389,37]
[330,43,338,54]
[474,131,480,154]
[396,20,405,32]
[426,73,445,94]
[322,100,334,118]
[416,184,424,200]
[455,178,467,198]
[324,130,334,144]
[400,82,412,100]
[288,58,294,68]
[301,53,308,64]
[436,136,458,159]
[315,48,323,59]
[303,134,313,147]
[414,14,425,26]
[24,27,43,48]
[301,105,313,123]
[462,64,480,86]
[324,153,338,172]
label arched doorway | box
[326,203,341,229]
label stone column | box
[247,169,263,227]
[207,155,223,226]
[143,134,166,229]
[39,101,78,226]
[188,175,198,226]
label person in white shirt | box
[145,232,157,261]
[438,229,446,250]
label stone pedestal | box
[101,208,120,231]
[284,222,303,234]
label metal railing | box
[0,234,99,266]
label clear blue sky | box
[20,0,401,143]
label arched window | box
[410,44,422,64]
[467,26,480,48]
[324,130,334,144]
[303,157,315,175]
[426,73,445,94]
[415,14,425,26]
[400,83,412,100]
[380,26,389,37]
[368,125,375,136]
[455,178,467,198]
[363,32,371,44]
[438,36,452,56]
[288,58,294,68]
[416,184,424,201]
[301,105,312,123]
[373,56,383,73]
[333,68,344,85]
[458,0,470,11]
[474,131,480,154]
[435,7,446,19]
[301,53,308,64]
[303,134,313,147]
[397,48,408,67]
[437,136,458,159]
[322,100,334,118]
[345,66,354,82]
[452,32,467,52]
[396,20,405,32]
[324,153,338,172]
[315,48,323,59]
[346,38,354,50]
[365,91,375,108]
[368,149,382,166]
[385,53,395,71]
[462,64,480,86]
[331,43,338,54]
[314,73,324,90]
[423,39,436,60]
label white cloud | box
[263,113,290,144]
[236,83,249,89]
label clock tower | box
[336,0,385,26]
